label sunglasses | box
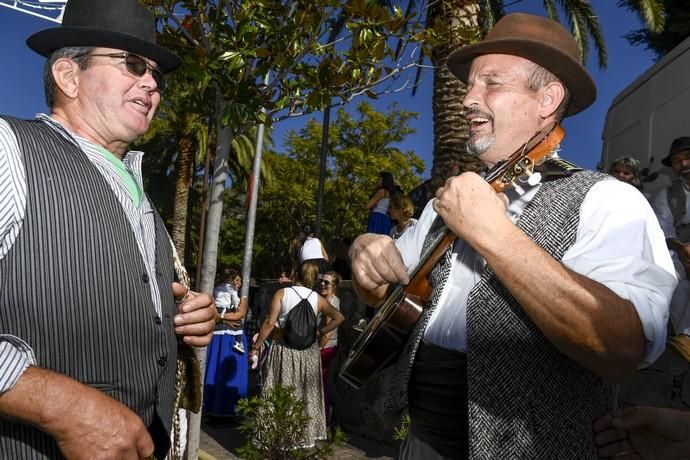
[86,52,166,91]
[320,279,333,286]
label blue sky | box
[0,2,656,178]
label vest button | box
[154,316,162,325]
[142,273,149,283]
[157,356,167,367]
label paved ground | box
[199,416,397,459]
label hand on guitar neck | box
[433,172,515,250]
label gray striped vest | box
[0,117,178,459]
[386,170,615,459]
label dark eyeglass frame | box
[319,279,334,286]
[83,52,166,91]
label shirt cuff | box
[0,335,36,393]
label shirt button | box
[154,316,162,325]
[157,357,167,367]
[142,273,149,283]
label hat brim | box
[447,38,596,117]
[27,27,181,73]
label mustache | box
[464,106,493,122]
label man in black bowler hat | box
[619,136,690,415]
[0,0,216,458]
[651,136,690,340]
[654,137,690,277]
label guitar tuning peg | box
[518,169,542,187]
[527,171,542,186]
[513,183,526,195]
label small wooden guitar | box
[339,123,565,389]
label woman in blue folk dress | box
[203,268,249,416]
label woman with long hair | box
[388,194,417,240]
[365,171,395,235]
[317,271,341,424]
[609,156,643,191]
[250,261,344,447]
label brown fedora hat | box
[26,0,181,73]
[447,13,596,117]
[662,136,690,166]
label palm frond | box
[617,0,665,34]
[557,0,607,68]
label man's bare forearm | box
[0,366,75,432]
[0,366,153,458]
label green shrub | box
[393,413,410,441]
[235,384,346,459]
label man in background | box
[620,137,690,412]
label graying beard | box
[467,134,495,157]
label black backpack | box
[283,287,317,350]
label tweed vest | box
[0,117,178,459]
[386,170,615,459]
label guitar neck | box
[402,159,510,295]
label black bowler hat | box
[662,137,690,167]
[26,0,181,73]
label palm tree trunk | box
[172,136,194,259]
[429,1,484,192]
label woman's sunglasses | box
[319,279,333,286]
[84,52,166,91]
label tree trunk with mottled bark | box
[429,1,484,193]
